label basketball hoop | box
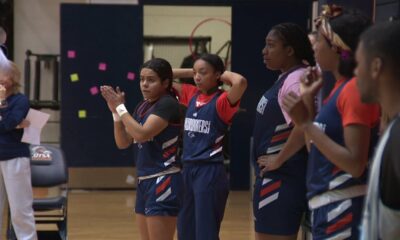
[189,18,232,66]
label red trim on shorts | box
[156,176,171,195]
[260,180,282,197]
[326,212,353,234]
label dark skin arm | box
[257,68,320,175]
[282,91,370,178]
[172,68,247,106]
[300,66,323,151]
[257,126,305,175]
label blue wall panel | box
[230,1,311,189]
[61,4,143,167]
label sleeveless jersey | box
[182,91,228,163]
[252,66,307,177]
[307,81,377,199]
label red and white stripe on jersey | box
[162,136,178,167]
[329,166,352,190]
[266,123,292,154]
[258,178,282,209]
[210,135,225,157]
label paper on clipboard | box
[21,108,50,145]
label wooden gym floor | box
[2,190,256,240]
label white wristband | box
[116,104,128,117]
[112,113,121,122]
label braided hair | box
[271,22,316,67]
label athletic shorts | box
[310,196,364,240]
[135,172,183,216]
[253,175,307,235]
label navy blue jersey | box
[307,81,378,199]
[133,95,181,177]
[182,91,228,163]
[0,93,30,160]
[252,66,307,177]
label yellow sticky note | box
[70,73,79,82]
[78,110,87,118]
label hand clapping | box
[300,66,323,97]
[100,85,126,113]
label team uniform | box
[133,95,183,217]
[362,115,400,239]
[177,84,239,240]
[308,78,380,240]
[252,66,308,235]
[0,93,37,240]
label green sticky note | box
[70,73,79,82]
[78,110,87,118]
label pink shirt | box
[277,68,307,124]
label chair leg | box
[57,217,67,240]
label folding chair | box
[7,144,68,240]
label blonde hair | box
[0,61,22,94]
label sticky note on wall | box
[127,72,135,80]
[67,50,76,59]
[78,110,87,118]
[90,86,99,95]
[98,62,107,71]
[70,73,79,82]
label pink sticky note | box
[98,63,107,71]
[127,72,135,81]
[90,86,99,95]
[67,50,76,58]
